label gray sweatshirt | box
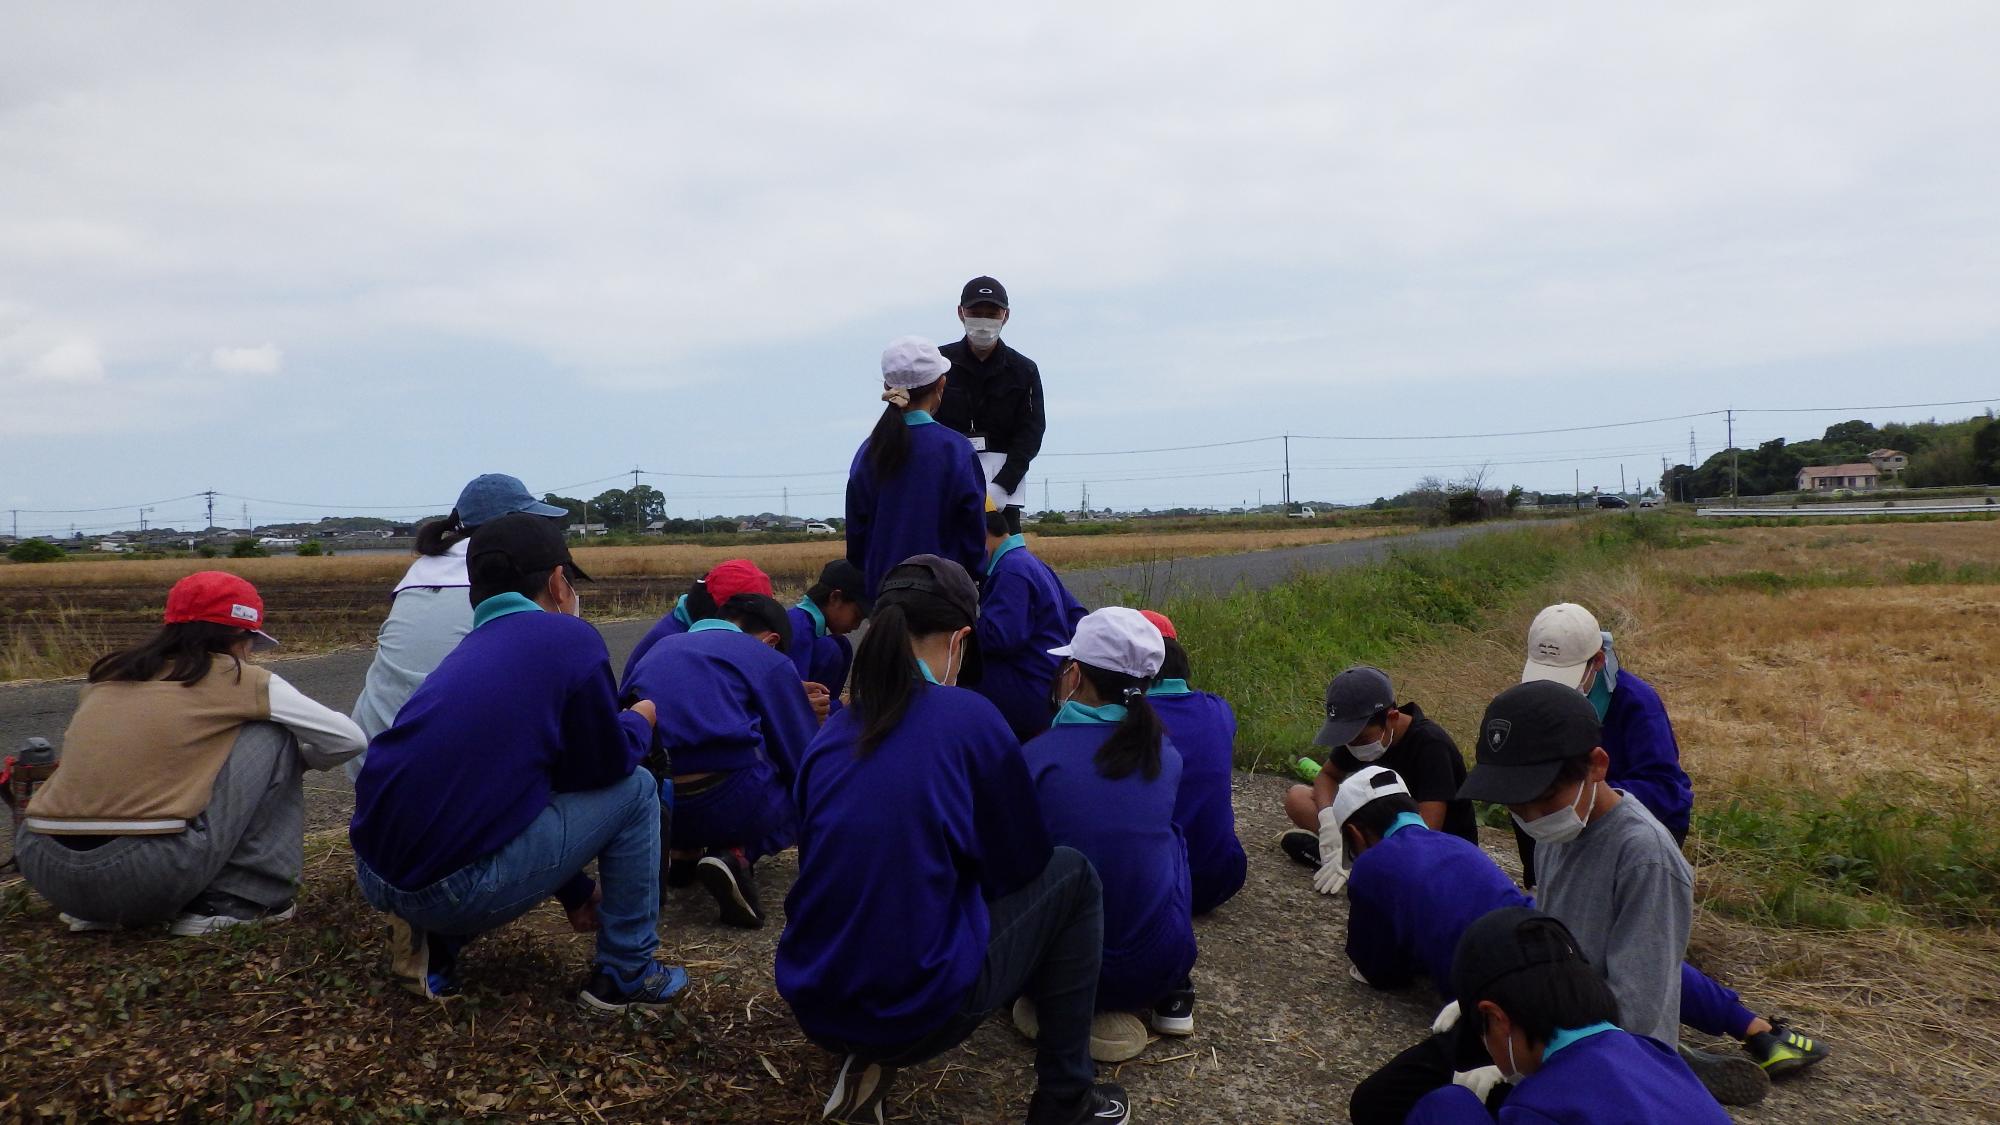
[1537,790,1693,1043]
[343,583,473,782]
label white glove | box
[1431,999,1462,1035]
[1349,962,1370,985]
[1312,807,1348,895]
[1451,1065,1508,1101]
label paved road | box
[0,521,1524,846]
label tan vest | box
[25,655,272,835]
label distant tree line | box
[1657,414,1999,499]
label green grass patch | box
[1167,519,1668,772]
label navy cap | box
[456,473,568,527]
[959,276,1008,309]
[1446,907,1596,1067]
[468,512,591,590]
[1313,665,1396,749]
[1456,681,1602,805]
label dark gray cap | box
[1313,665,1396,749]
[878,554,980,628]
[1456,680,1603,805]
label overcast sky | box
[4,3,1998,533]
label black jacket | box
[936,338,1046,494]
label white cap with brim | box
[881,335,950,390]
[1048,606,1166,681]
[1333,766,1411,834]
[1520,602,1603,688]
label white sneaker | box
[59,913,117,933]
[1090,1011,1150,1062]
[1012,996,1042,1040]
[169,902,295,937]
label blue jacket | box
[620,595,693,688]
[1148,683,1246,914]
[844,416,988,598]
[778,685,1052,1046]
[786,601,854,708]
[1407,1027,1729,1124]
[1346,821,1533,998]
[973,536,1085,740]
[350,598,651,890]
[1604,670,1694,838]
[1022,719,1196,1010]
[622,621,819,780]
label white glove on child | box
[1431,1000,1462,1035]
[1451,1065,1509,1101]
[1312,806,1349,895]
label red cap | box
[705,559,774,604]
[1139,609,1177,639]
[164,571,279,650]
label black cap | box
[959,276,1008,309]
[878,554,979,627]
[468,512,592,590]
[719,592,793,651]
[815,558,874,615]
[1314,665,1396,749]
[1456,681,1601,805]
[1445,907,1594,1066]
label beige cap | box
[1519,603,1603,688]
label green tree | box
[541,494,587,525]
[230,538,268,558]
[297,540,327,557]
[589,488,630,530]
[7,538,65,563]
[1905,432,1979,487]
[1972,418,2000,484]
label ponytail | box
[1078,662,1164,781]
[850,603,921,756]
[864,377,943,479]
[414,510,470,557]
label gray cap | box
[1313,665,1396,749]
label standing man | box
[938,276,1046,535]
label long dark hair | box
[88,622,250,687]
[1074,661,1164,781]
[1157,636,1192,682]
[864,378,942,479]
[414,509,472,557]
[849,586,969,756]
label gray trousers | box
[18,722,305,923]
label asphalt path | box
[0,521,1525,846]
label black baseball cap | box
[959,276,1008,309]
[1456,681,1601,805]
[1314,665,1396,749]
[468,512,592,589]
[1446,907,1595,1066]
[815,558,874,615]
[879,554,983,685]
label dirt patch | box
[1,772,1977,1123]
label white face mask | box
[1513,779,1597,845]
[963,316,1004,345]
[1348,721,1393,762]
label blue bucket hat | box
[455,473,568,527]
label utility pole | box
[1727,408,1739,507]
[241,503,250,532]
[1574,469,1580,511]
[1619,466,1626,498]
[1043,480,1051,513]
[1282,434,1292,513]
[204,490,216,533]
[782,487,789,520]
[8,510,15,539]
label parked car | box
[1639,496,1662,509]
[805,521,836,535]
[1595,495,1630,510]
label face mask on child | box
[1513,780,1597,845]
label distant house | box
[1797,463,1881,492]
[568,523,609,537]
[1868,449,1908,477]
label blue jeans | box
[355,770,662,981]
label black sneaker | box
[665,855,700,888]
[696,847,764,928]
[1025,1082,1130,1125]
[1744,1019,1831,1077]
[1678,1043,1770,1106]
[1279,828,1321,869]
[577,963,690,1014]
[821,1053,896,1124]
[1150,988,1195,1036]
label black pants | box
[1351,1032,1507,1125]
[807,845,1103,1101]
[1514,815,1688,889]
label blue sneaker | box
[578,963,690,1014]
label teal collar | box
[902,409,935,426]
[985,533,1027,576]
[796,596,829,639]
[916,658,941,684]
[1381,811,1429,840]
[689,618,742,635]
[472,592,541,628]
[1543,1022,1619,1062]
[671,594,691,627]
[1052,700,1127,727]
[1148,678,1192,697]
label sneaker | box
[387,920,466,1000]
[1279,828,1320,869]
[821,1053,896,1124]
[1089,1011,1149,1063]
[168,897,295,937]
[1150,988,1195,1037]
[665,855,700,889]
[59,913,117,933]
[1745,1019,1831,1077]
[696,848,764,928]
[577,963,691,1014]
[1012,996,1041,1040]
[1678,1043,1770,1106]
[1025,1081,1131,1125]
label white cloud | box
[210,343,283,376]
